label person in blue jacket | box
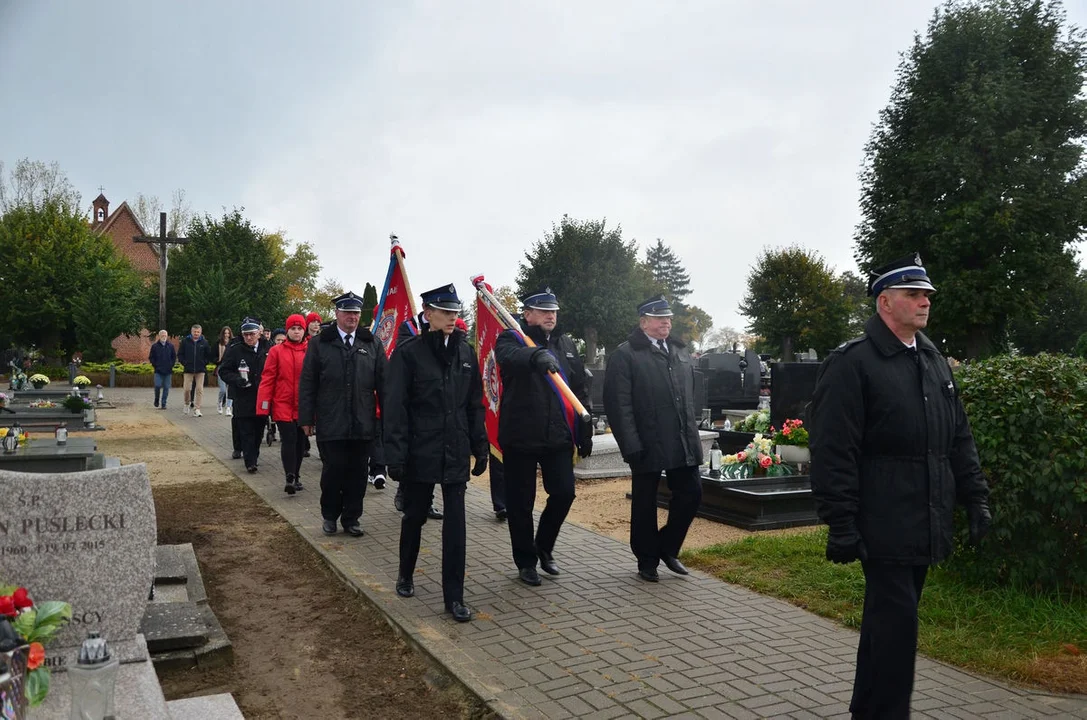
[148,329,177,409]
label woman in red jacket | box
[257,314,310,495]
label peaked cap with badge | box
[868,252,937,296]
[240,316,261,332]
[421,283,463,311]
[637,295,673,317]
[522,287,560,311]
[333,291,364,311]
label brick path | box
[124,390,1085,719]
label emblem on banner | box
[376,308,398,347]
[483,348,501,414]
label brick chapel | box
[89,193,168,362]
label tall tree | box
[0,200,143,357]
[312,278,345,318]
[151,209,291,334]
[518,215,658,363]
[1009,265,1087,354]
[645,238,692,302]
[854,0,1087,359]
[739,246,852,359]
[839,270,871,338]
[702,326,745,353]
[0,159,81,213]
[361,283,379,324]
[263,230,322,309]
[131,189,193,238]
[672,304,714,350]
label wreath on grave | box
[0,583,72,707]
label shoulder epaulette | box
[832,334,867,354]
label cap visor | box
[886,281,936,292]
[526,303,560,310]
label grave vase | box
[0,643,30,720]
[776,445,810,464]
[82,407,96,428]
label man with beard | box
[299,292,386,537]
[384,284,487,622]
[494,288,591,586]
[604,295,703,582]
[809,253,990,719]
[218,317,270,472]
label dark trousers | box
[276,421,306,479]
[318,439,371,526]
[630,466,702,567]
[489,451,506,512]
[236,416,267,468]
[503,448,575,569]
[399,482,466,607]
[850,562,929,720]
[231,415,241,452]
[368,457,385,476]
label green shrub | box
[78,362,217,375]
[1074,332,1087,359]
[949,354,1087,591]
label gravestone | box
[0,464,156,669]
[769,362,821,431]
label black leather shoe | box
[495,508,507,522]
[396,576,414,598]
[427,505,443,520]
[322,519,337,535]
[284,478,296,495]
[343,523,364,537]
[663,556,689,575]
[448,601,473,623]
[293,478,304,492]
[518,567,542,586]
[538,550,560,576]
[246,465,258,474]
[231,450,242,459]
[638,566,660,582]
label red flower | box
[783,427,792,436]
[0,595,15,618]
[27,643,44,670]
[12,588,32,610]
[759,455,773,468]
[736,451,747,462]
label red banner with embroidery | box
[371,240,418,359]
[475,287,505,459]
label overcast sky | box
[2,0,1085,333]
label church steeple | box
[92,191,109,226]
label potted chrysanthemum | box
[28,374,49,390]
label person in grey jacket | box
[603,295,703,583]
[298,292,386,537]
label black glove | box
[826,525,867,564]
[532,350,561,375]
[577,419,593,458]
[471,454,488,476]
[967,502,992,546]
[622,450,644,467]
[387,466,405,482]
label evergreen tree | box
[645,238,692,302]
[361,283,379,324]
[854,0,1087,359]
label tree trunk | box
[584,326,599,367]
[782,335,794,362]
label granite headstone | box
[0,464,156,669]
[769,362,820,430]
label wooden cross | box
[134,212,190,331]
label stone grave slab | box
[574,431,717,479]
[154,544,188,584]
[167,693,245,720]
[141,603,209,652]
[0,464,156,668]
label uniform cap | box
[420,283,463,311]
[637,295,673,317]
[522,287,560,311]
[868,252,937,296]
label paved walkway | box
[126,389,1084,719]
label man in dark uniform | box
[809,254,991,719]
[298,292,386,537]
[494,287,591,586]
[218,317,269,473]
[384,284,487,623]
[603,295,703,582]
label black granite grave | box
[657,473,820,530]
[769,362,820,430]
[700,350,761,416]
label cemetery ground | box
[93,402,488,719]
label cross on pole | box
[134,211,190,331]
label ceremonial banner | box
[371,239,418,358]
[475,286,505,458]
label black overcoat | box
[603,329,703,473]
[494,323,589,454]
[809,315,990,564]
[217,338,268,418]
[297,324,385,443]
[383,330,487,484]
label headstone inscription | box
[0,464,156,669]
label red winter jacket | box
[256,337,308,422]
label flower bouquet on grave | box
[737,409,771,434]
[771,418,810,464]
[72,376,91,388]
[0,392,7,409]
[27,375,49,390]
[0,582,72,710]
[27,401,57,409]
[721,434,795,479]
[62,396,92,415]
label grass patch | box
[682,527,1087,693]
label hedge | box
[947,354,1087,591]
